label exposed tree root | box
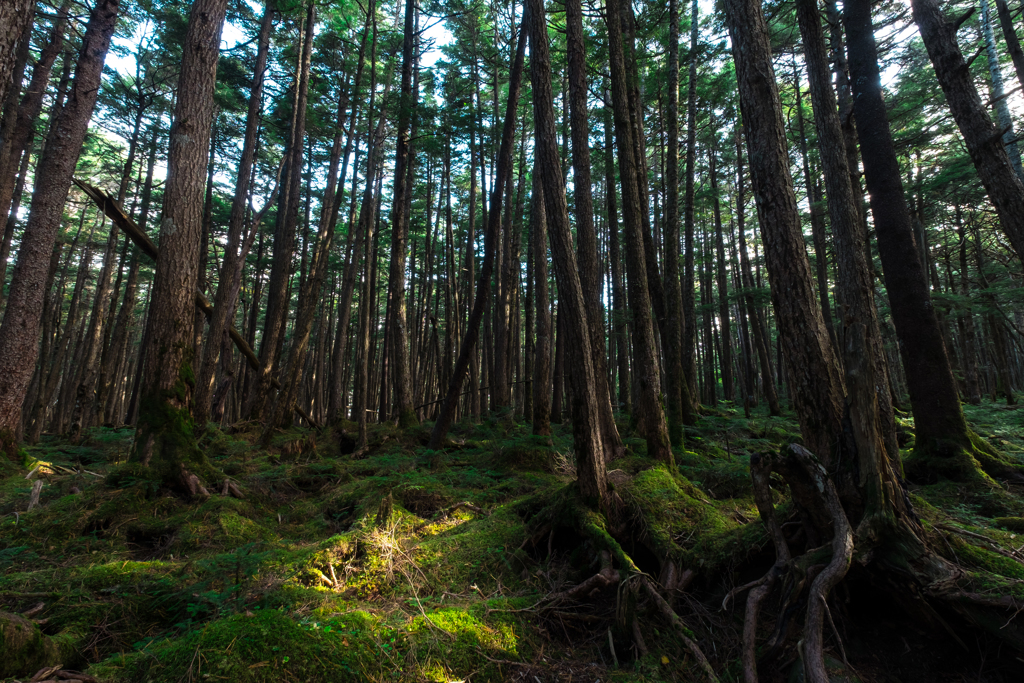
[521,486,719,681]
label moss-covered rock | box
[0,611,66,677]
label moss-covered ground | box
[1,400,1023,681]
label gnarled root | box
[736,445,853,683]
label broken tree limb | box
[72,179,309,408]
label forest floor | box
[2,400,1024,682]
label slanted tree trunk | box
[795,0,900,492]
[912,0,1024,267]
[722,0,844,467]
[427,10,526,450]
[131,0,228,496]
[528,0,607,505]
[0,1,68,239]
[606,0,673,464]
[193,0,273,425]
[0,0,119,456]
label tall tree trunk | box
[795,0,900,489]
[663,0,688,444]
[385,0,418,427]
[955,206,982,405]
[722,0,845,465]
[682,0,700,411]
[711,147,734,403]
[606,0,673,464]
[603,93,631,415]
[132,0,228,496]
[528,0,608,504]
[0,0,119,454]
[245,10,312,421]
[846,0,1021,482]
[531,175,552,436]
[565,0,621,452]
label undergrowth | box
[0,401,1022,681]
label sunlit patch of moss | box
[408,606,519,671]
[620,465,736,563]
[417,504,528,592]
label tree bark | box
[565,0,621,452]
[846,0,1017,482]
[722,0,845,465]
[0,0,119,455]
[245,10,312,421]
[529,0,607,504]
[132,0,228,495]
[0,0,32,112]
[606,0,673,464]
[385,0,418,427]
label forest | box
[2,0,1024,678]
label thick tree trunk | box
[796,0,900,504]
[132,0,228,496]
[846,0,1019,482]
[722,0,845,465]
[0,0,119,455]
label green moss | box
[944,536,1024,580]
[621,465,734,563]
